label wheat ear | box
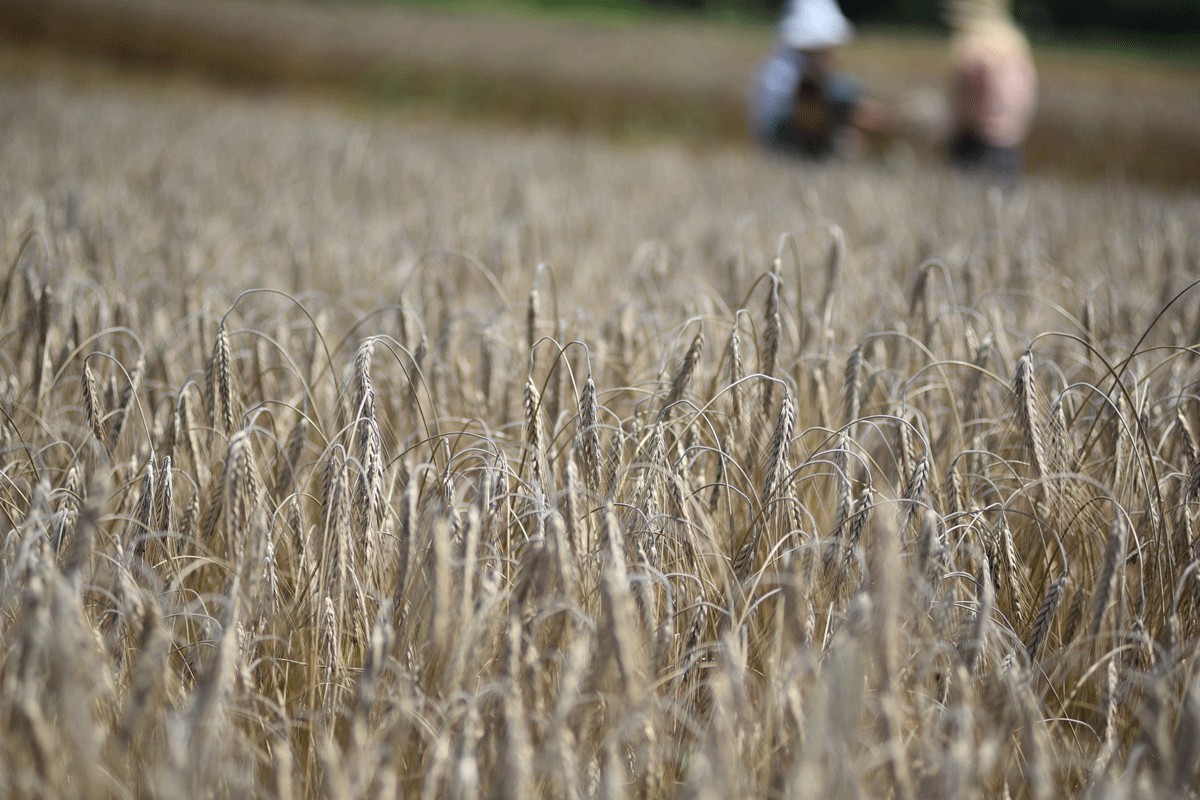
[1026,574,1067,663]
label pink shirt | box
[951,30,1037,148]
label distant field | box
[4,0,1200,187]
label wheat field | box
[2,60,1200,799]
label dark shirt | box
[749,47,860,158]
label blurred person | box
[749,0,893,160]
[945,0,1037,180]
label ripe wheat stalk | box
[2,60,1200,800]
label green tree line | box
[637,0,1200,35]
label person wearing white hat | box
[749,0,893,158]
[944,0,1037,179]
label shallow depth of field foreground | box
[3,63,1200,799]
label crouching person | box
[946,0,1037,181]
[750,0,893,160]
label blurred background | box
[3,0,1198,187]
[405,0,1200,38]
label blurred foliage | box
[841,0,1200,33]
[399,0,1200,35]
[689,0,1200,34]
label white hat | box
[779,0,854,51]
